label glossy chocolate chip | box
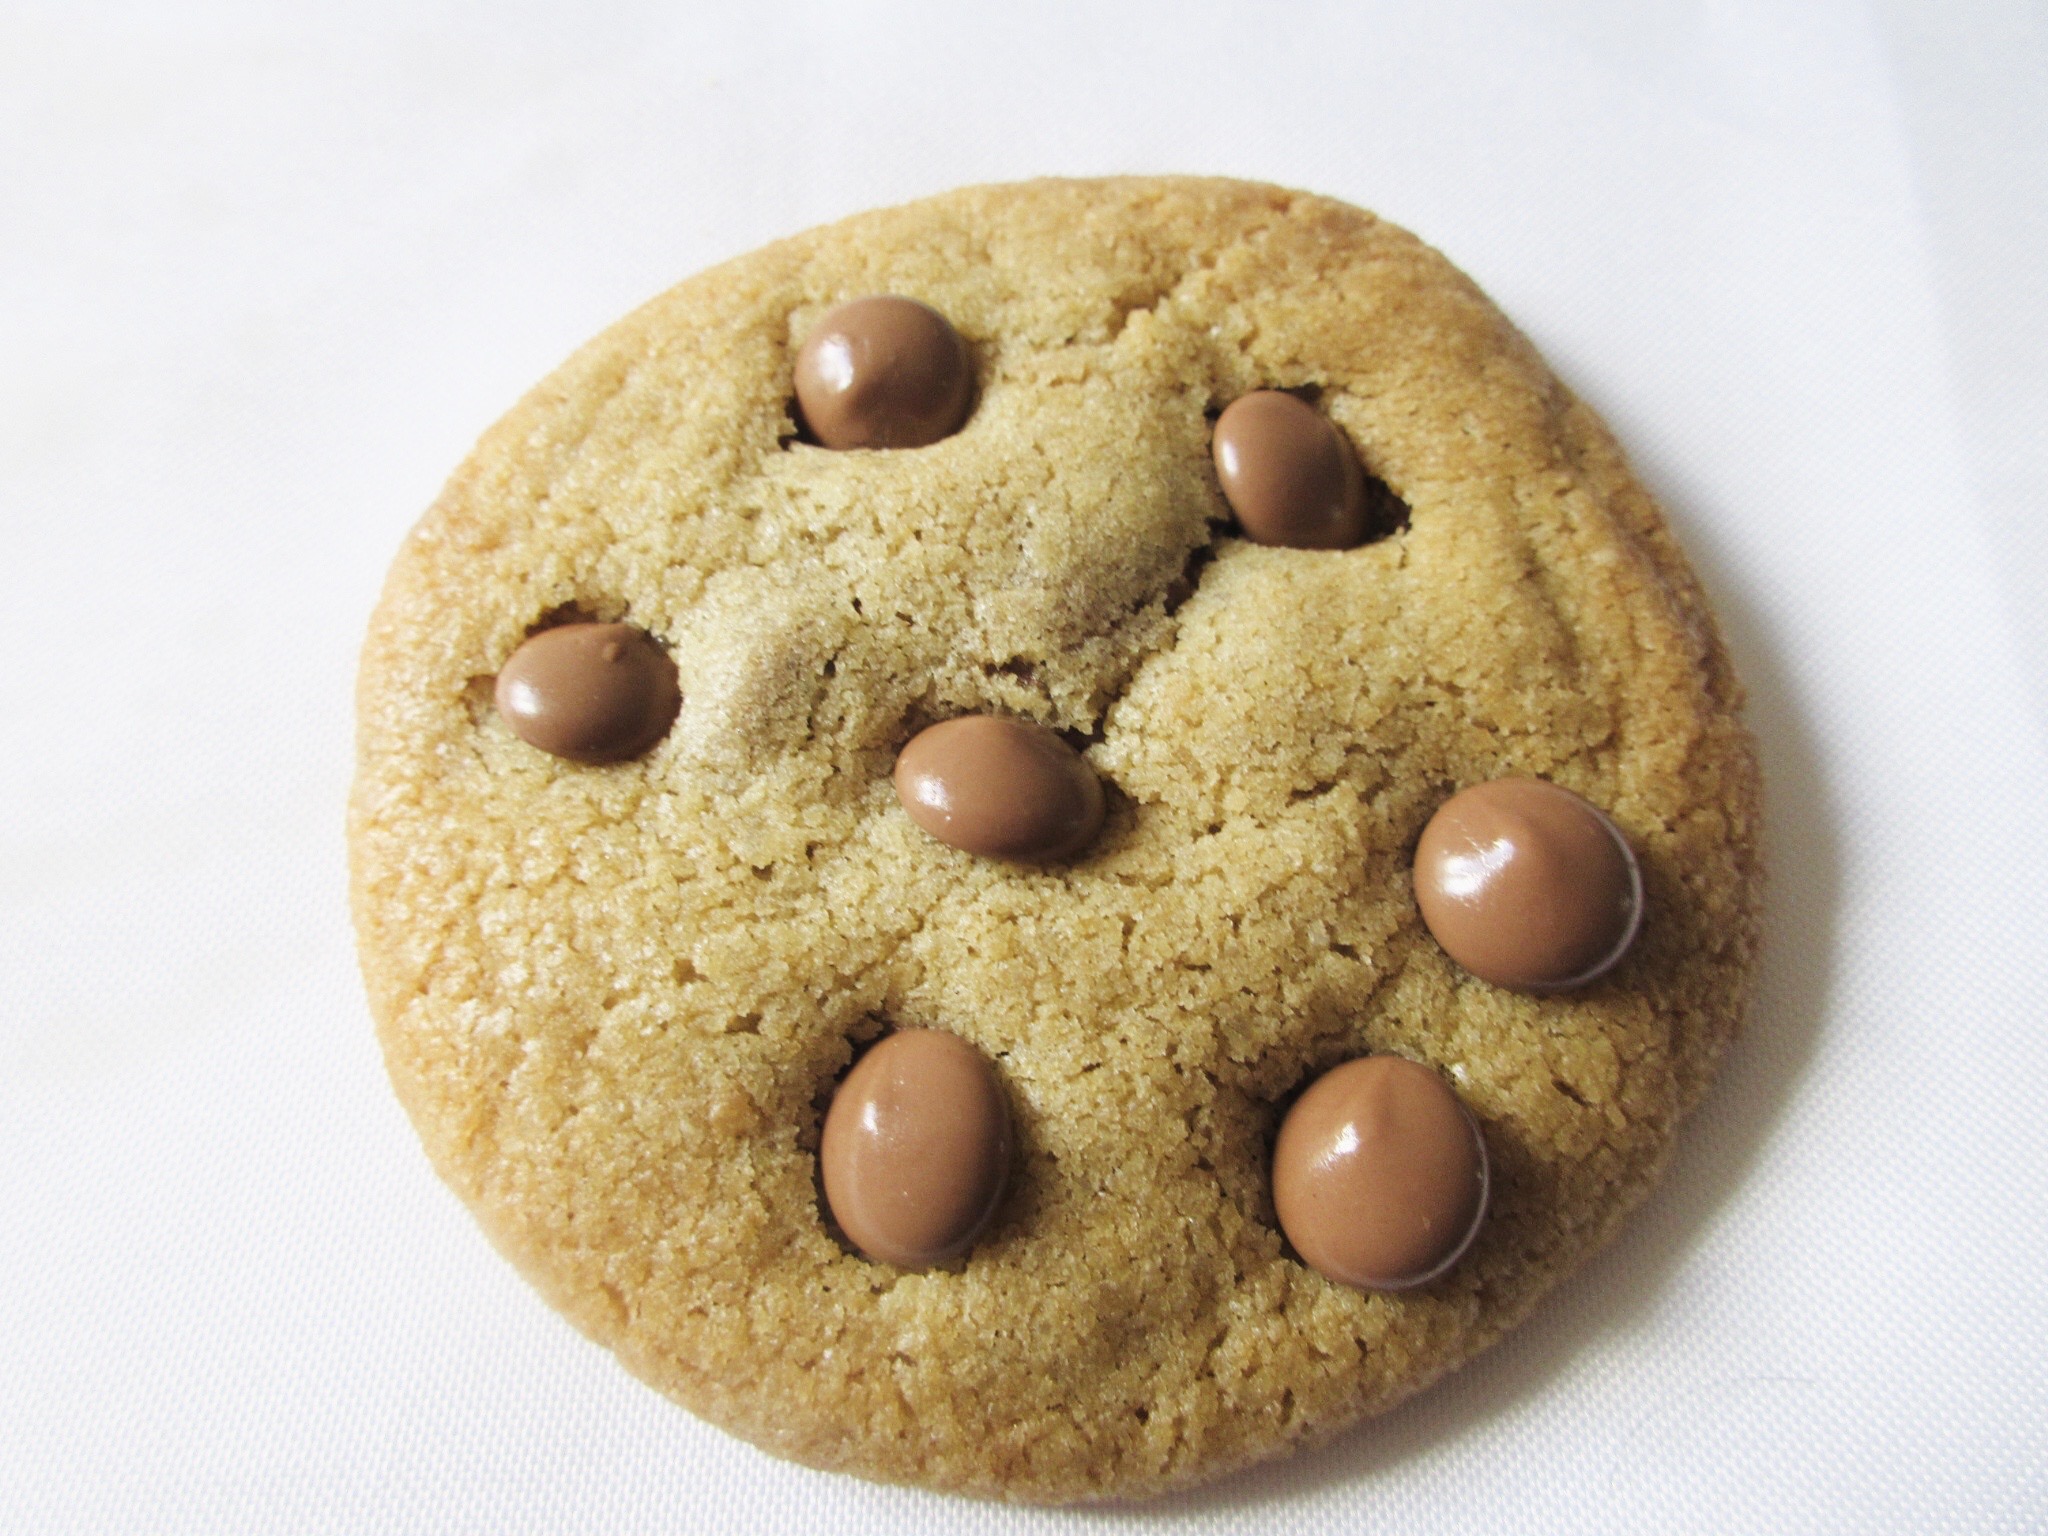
[493,621,680,764]
[1211,390,1371,549]
[819,1030,1013,1269]
[1272,1056,1489,1291]
[1413,777,1643,991]
[793,295,974,449]
[893,715,1104,862]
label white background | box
[4,2,2045,1531]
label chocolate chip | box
[893,715,1105,862]
[493,621,680,764]
[819,1030,1013,1269]
[1211,390,1371,549]
[792,296,974,449]
[1413,777,1644,991]
[1271,1056,1489,1291]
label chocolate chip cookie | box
[350,177,1763,1503]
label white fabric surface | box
[4,2,2045,1530]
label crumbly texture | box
[350,178,1763,1503]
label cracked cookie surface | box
[350,177,1763,1503]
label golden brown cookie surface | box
[350,177,1762,1503]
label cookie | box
[349,177,1763,1503]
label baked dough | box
[350,177,1762,1502]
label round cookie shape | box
[1414,777,1644,992]
[352,178,1763,1504]
[819,1029,1013,1269]
[493,621,680,763]
[1211,390,1371,549]
[1272,1056,1489,1290]
[892,715,1105,862]
[793,295,975,449]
